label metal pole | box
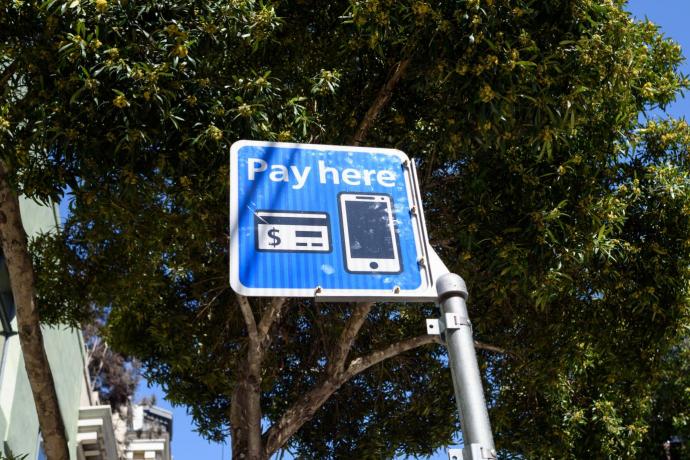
[437,273,496,460]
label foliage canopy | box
[2,0,690,458]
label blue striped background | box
[236,144,422,291]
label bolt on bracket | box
[426,318,442,335]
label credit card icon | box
[254,211,332,253]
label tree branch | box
[261,328,511,457]
[258,297,287,350]
[236,294,259,346]
[0,60,17,90]
[326,302,374,375]
[263,331,439,457]
[351,58,412,146]
[474,339,511,356]
[346,334,443,377]
[342,335,513,377]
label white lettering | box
[269,164,289,182]
[363,169,376,186]
[247,158,397,188]
[341,168,361,186]
[377,170,396,187]
[318,160,340,185]
[248,158,267,180]
[291,165,311,190]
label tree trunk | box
[230,376,265,460]
[231,296,268,460]
[0,160,69,460]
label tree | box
[5,0,690,459]
[83,319,141,410]
[0,39,69,460]
[641,338,690,459]
[1,0,91,456]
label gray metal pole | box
[437,273,496,460]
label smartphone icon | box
[338,192,402,274]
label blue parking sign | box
[229,141,435,301]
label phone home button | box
[369,262,379,269]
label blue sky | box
[120,1,690,459]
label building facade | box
[0,198,171,460]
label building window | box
[0,291,16,373]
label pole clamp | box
[425,314,472,335]
[444,312,471,330]
[466,443,497,459]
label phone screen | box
[345,200,395,259]
[339,193,401,273]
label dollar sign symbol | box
[268,227,281,247]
